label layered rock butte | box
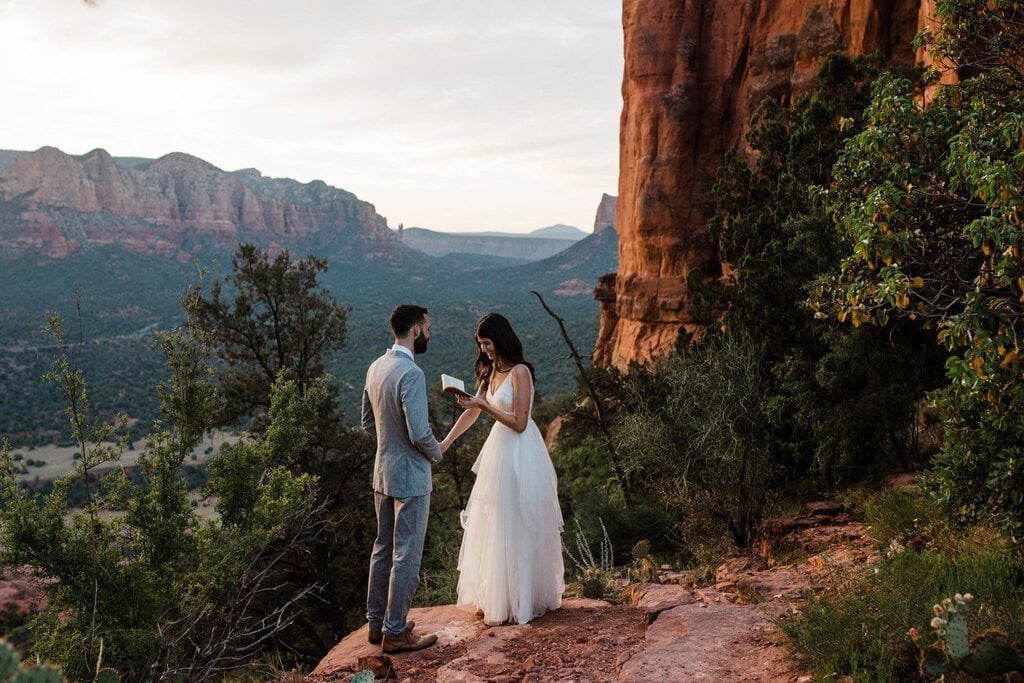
[0,146,395,262]
[595,0,935,369]
[592,193,618,234]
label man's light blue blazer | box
[361,348,442,498]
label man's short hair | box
[390,304,429,337]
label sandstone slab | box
[628,582,696,623]
[616,601,796,682]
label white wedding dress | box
[457,372,564,625]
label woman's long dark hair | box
[472,313,536,390]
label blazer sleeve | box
[400,366,442,463]
[360,386,376,436]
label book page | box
[440,373,470,397]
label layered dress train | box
[456,375,564,625]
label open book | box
[440,373,472,398]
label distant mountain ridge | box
[0,146,397,263]
[426,224,587,240]
[398,224,585,262]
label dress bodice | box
[488,375,515,412]
[488,369,532,415]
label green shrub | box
[613,335,776,549]
[706,52,943,488]
[863,485,942,546]
[781,543,1024,681]
[810,0,1024,539]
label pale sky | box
[0,0,623,234]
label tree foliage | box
[184,244,375,660]
[704,53,944,483]
[183,243,349,428]
[0,320,324,681]
[812,0,1024,537]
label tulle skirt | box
[456,419,564,625]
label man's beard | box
[413,333,429,355]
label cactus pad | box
[350,670,375,683]
[94,669,121,683]
[0,639,20,681]
[960,630,1024,678]
[942,608,970,659]
[10,666,65,683]
[920,645,952,677]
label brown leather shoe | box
[381,626,437,654]
[368,620,414,644]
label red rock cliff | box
[0,146,394,261]
[595,0,931,369]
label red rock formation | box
[0,147,393,261]
[595,0,928,369]
[592,193,618,233]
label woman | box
[440,313,564,626]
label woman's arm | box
[440,390,484,451]
[459,365,532,433]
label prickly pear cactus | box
[934,596,970,659]
[919,645,950,678]
[10,667,64,683]
[915,592,1024,679]
[350,670,375,683]
[94,669,121,683]
[578,566,607,599]
[960,631,1024,679]
[0,640,20,681]
[630,539,651,560]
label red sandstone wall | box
[0,147,392,261]
[595,0,927,369]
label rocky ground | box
[305,501,879,682]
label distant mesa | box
[529,224,589,240]
[0,146,393,263]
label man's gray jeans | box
[366,491,430,637]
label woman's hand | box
[457,393,487,410]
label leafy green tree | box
[183,244,349,428]
[184,244,375,659]
[706,53,944,482]
[812,1,1024,536]
[0,320,324,681]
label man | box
[361,304,444,653]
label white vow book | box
[440,374,471,398]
